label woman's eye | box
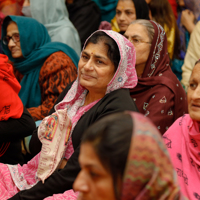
[97,60,103,64]
[133,39,139,43]
[81,55,88,60]
[126,12,132,15]
[189,83,197,89]
[90,171,99,178]
[116,11,121,15]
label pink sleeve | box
[43,190,78,200]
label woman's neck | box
[84,91,105,106]
[136,63,145,78]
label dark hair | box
[82,112,133,200]
[148,0,180,59]
[2,16,13,31]
[84,31,120,71]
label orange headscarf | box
[0,54,23,121]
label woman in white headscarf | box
[29,0,81,55]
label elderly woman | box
[0,30,138,200]
[72,112,186,200]
[1,15,79,121]
[163,60,200,200]
[124,19,188,135]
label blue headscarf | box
[1,16,79,108]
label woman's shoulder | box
[163,114,190,136]
[96,89,138,112]
[40,51,76,77]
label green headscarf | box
[1,15,79,108]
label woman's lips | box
[81,73,95,80]
[119,23,128,27]
[11,48,19,54]
[191,103,200,110]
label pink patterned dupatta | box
[0,30,137,200]
[163,114,200,200]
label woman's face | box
[78,41,115,96]
[73,142,116,200]
[116,0,136,32]
[6,22,23,59]
[187,63,200,121]
[124,23,151,77]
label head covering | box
[0,53,23,120]
[122,112,187,200]
[55,30,138,125]
[92,0,118,22]
[30,0,81,55]
[1,15,79,108]
[132,0,150,20]
[163,114,200,200]
[130,20,187,134]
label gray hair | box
[130,19,155,43]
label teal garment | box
[171,59,184,81]
[1,15,79,108]
[92,0,118,22]
[30,0,81,55]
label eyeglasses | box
[130,38,151,46]
[2,33,20,45]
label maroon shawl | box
[130,20,188,135]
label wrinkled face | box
[187,63,200,121]
[73,142,116,200]
[124,23,151,77]
[78,41,115,96]
[116,0,136,32]
[6,22,23,59]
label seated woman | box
[124,19,188,134]
[163,60,200,200]
[72,112,186,200]
[0,54,35,165]
[0,30,138,200]
[114,0,149,33]
[29,0,81,55]
[1,15,79,121]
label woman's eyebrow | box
[6,31,19,36]
[83,50,107,61]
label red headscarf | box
[130,20,188,135]
[0,54,23,121]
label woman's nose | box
[8,38,16,48]
[73,171,89,193]
[84,59,93,71]
[192,85,200,99]
[119,12,126,21]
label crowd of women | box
[0,0,200,200]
